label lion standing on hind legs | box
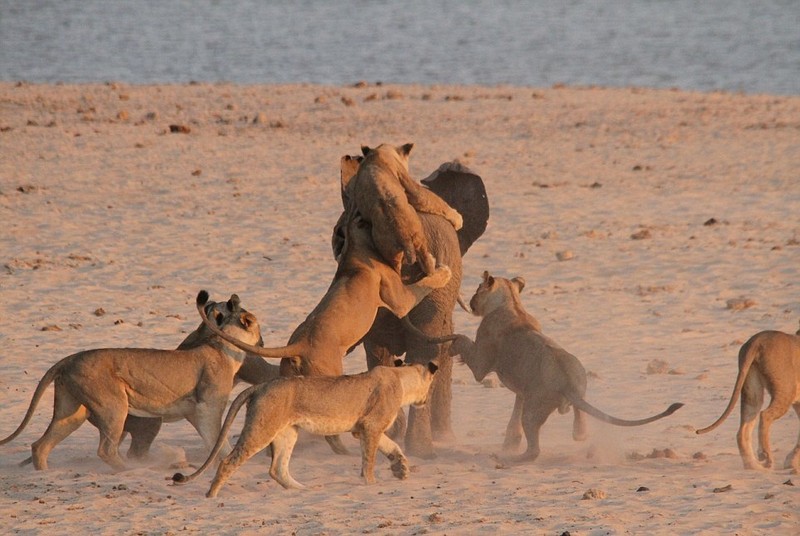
[695,323,800,473]
[333,155,490,459]
[450,271,684,463]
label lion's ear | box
[399,142,414,157]
[361,145,373,156]
[340,155,360,191]
[393,359,404,367]
[289,355,303,372]
[427,361,439,374]
[240,312,257,330]
[512,277,526,292]
[227,294,241,312]
[482,271,494,287]
[214,310,225,326]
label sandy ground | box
[1,82,799,535]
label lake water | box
[0,0,798,95]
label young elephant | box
[0,291,262,470]
[173,360,439,497]
[450,271,684,462]
[695,326,800,472]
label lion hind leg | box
[757,383,794,469]
[269,426,305,489]
[503,395,524,452]
[783,403,800,472]
[31,391,88,470]
[572,407,588,442]
[96,419,127,471]
[324,435,350,455]
[376,433,409,480]
[508,398,555,464]
[207,426,277,497]
[737,373,764,470]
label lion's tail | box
[194,290,302,360]
[570,395,684,427]
[172,383,259,485]
[0,357,68,445]
[695,336,761,435]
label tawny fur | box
[696,327,800,473]
[172,361,439,496]
[196,212,451,378]
[122,294,278,460]
[341,143,462,275]
[0,293,262,470]
[450,271,683,463]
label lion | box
[341,143,463,276]
[196,211,452,378]
[172,360,439,496]
[121,294,278,460]
[449,271,684,462]
[0,291,262,471]
[695,327,800,472]
[197,212,452,455]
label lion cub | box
[173,360,439,496]
[450,271,683,462]
[696,327,800,472]
[342,143,463,276]
[0,291,262,471]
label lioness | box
[696,328,800,472]
[0,291,262,470]
[343,143,463,276]
[450,271,684,462]
[123,293,278,460]
[199,211,452,378]
[173,360,439,496]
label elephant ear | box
[421,161,489,255]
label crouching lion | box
[0,291,262,470]
[342,143,463,276]
[695,326,800,472]
[173,360,440,496]
[450,271,684,463]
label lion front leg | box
[187,400,232,459]
[738,375,764,470]
[783,403,800,472]
[357,429,382,484]
[376,433,410,480]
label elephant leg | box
[406,403,436,459]
[404,313,456,457]
[429,350,455,442]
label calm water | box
[0,0,798,94]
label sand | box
[1,82,798,534]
